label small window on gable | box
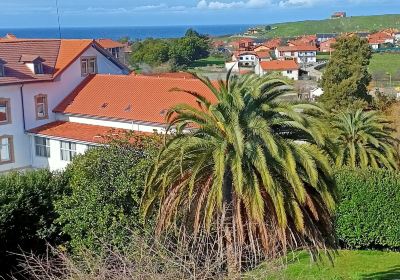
[0,98,11,125]
[81,57,97,76]
[34,94,48,120]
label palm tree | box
[141,73,337,271]
[331,109,398,170]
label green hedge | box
[0,170,68,276]
[335,168,400,250]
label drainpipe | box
[19,84,26,132]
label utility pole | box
[386,72,392,88]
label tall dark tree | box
[319,36,372,111]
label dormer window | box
[34,62,44,74]
[19,55,45,75]
[0,59,6,77]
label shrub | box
[335,168,400,249]
[0,169,67,276]
[55,135,161,253]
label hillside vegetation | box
[258,14,400,38]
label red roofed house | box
[0,38,130,172]
[319,38,336,53]
[263,38,281,50]
[331,12,346,19]
[96,39,126,63]
[288,35,317,47]
[229,38,255,51]
[255,60,299,80]
[368,31,395,50]
[275,45,318,64]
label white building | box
[275,45,317,64]
[255,60,299,80]
[0,39,130,172]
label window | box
[287,70,293,74]
[0,98,10,125]
[60,141,76,161]
[0,135,14,164]
[34,94,48,120]
[35,136,50,158]
[34,62,44,74]
[81,57,97,76]
[0,65,4,77]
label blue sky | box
[1,0,399,27]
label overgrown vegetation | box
[0,170,68,277]
[130,29,211,71]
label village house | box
[275,45,317,64]
[368,31,395,49]
[96,39,127,64]
[255,59,299,80]
[28,75,215,171]
[288,35,317,47]
[331,11,346,19]
[319,38,336,53]
[263,38,282,50]
[0,38,129,172]
[229,38,255,51]
[253,44,270,52]
[316,33,338,43]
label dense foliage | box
[335,168,400,249]
[143,73,337,270]
[0,170,67,276]
[56,135,161,252]
[319,36,372,111]
[330,109,398,170]
[130,29,210,69]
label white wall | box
[256,68,298,80]
[0,45,126,172]
[58,114,168,133]
[31,136,90,171]
[0,84,32,172]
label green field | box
[369,53,400,78]
[188,56,226,68]
[249,250,400,280]
[256,14,400,38]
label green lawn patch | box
[249,250,400,280]
[188,56,226,68]
[369,53,400,78]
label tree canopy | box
[319,36,373,111]
[142,73,337,270]
[130,29,210,69]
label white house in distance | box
[275,45,317,64]
[255,59,299,80]
[0,38,130,172]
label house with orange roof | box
[275,45,318,64]
[368,31,395,49]
[319,38,336,53]
[288,35,317,47]
[96,39,127,63]
[229,38,255,51]
[27,74,217,170]
[263,38,281,50]
[255,60,299,80]
[0,38,130,172]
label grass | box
[255,14,400,38]
[249,250,400,280]
[369,53,400,78]
[188,56,226,68]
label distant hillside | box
[255,14,400,38]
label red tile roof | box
[260,60,298,71]
[28,120,133,144]
[368,32,394,44]
[96,39,125,49]
[54,75,217,124]
[141,72,196,79]
[254,51,271,58]
[263,38,282,49]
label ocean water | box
[0,25,252,40]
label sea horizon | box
[0,24,255,40]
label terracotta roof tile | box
[96,39,125,49]
[260,60,299,71]
[277,45,318,52]
[54,75,217,124]
[28,120,135,144]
